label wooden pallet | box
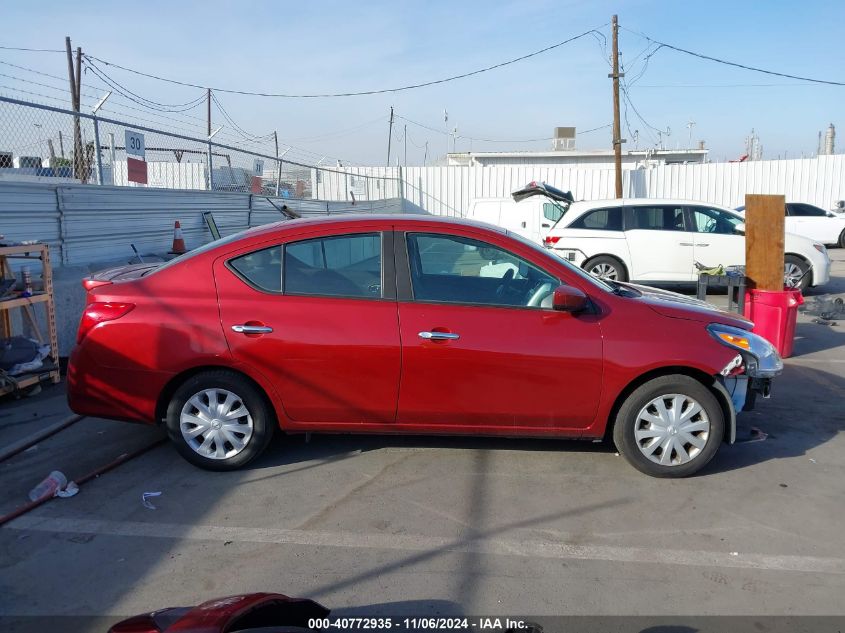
[0,244,61,397]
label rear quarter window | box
[568,207,623,231]
[228,245,282,292]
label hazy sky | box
[1,0,842,165]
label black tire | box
[165,370,275,471]
[784,254,811,291]
[838,229,845,249]
[583,255,628,282]
[613,375,724,478]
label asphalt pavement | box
[1,251,844,630]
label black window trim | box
[225,230,396,301]
[396,230,562,311]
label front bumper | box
[809,246,831,286]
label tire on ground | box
[613,374,724,478]
[784,254,811,291]
[165,369,275,471]
[583,255,628,282]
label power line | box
[0,45,64,53]
[84,59,206,111]
[210,91,274,142]
[620,25,845,87]
[81,27,605,98]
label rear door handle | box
[232,324,274,334]
[680,242,694,246]
[419,331,460,341]
[697,243,710,247]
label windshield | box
[505,229,616,293]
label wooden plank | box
[0,244,48,257]
[0,293,50,310]
[745,194,785,291]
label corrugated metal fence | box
[0,181,403,266]
[321,156,845,216]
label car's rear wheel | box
[165,370,274,471]
[613,375,724,477]
[584,255,628,282]
[838,229,845,249]
[784,255,811,291]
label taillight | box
[543,235,561,247]
[77,302,135,343]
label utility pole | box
[65,37,84,181]
[424,141,428,166]
[386,106,394,166]
[58,130,65,158]
[273,130,282,197]
[404,124,407,167]
[610,15,624,198]
[207,88,211,137]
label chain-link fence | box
[0,95,400,200]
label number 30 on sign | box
[125,131,145,159]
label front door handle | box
[419,331,460,341]
[697,243,710,247]
[680,242,694,246]
[232,324,274,334]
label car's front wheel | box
[784,255,811,291]
[165,370,274,471]
[613,375,724,477]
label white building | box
[447,147,709,169]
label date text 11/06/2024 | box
[307,617,535,630]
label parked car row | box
[734,201,845,247]
[467,182,833,291]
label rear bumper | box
[67,346,171,424]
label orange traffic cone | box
[169,221,187,254]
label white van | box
[466,182,573,243]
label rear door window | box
[568,207,623,231]
[284,233,382,298]
[627,205,687,231]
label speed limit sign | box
[125,130,145,159]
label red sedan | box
[68,215,782,477]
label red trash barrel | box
[742,289,804,358]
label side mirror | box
[734,223,746,235]
[552,285,588,312]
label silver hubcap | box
[784,262,803,287]
[590,263,618,280]
[180,388,254,460]
[634,394,710,466]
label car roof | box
[242,212,506,240]
[570,198,736,208]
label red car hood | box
[620,282,752,329]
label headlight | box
[707,323,783,378]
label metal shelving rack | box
[0,244,61,396]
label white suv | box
[543,198,831,291]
